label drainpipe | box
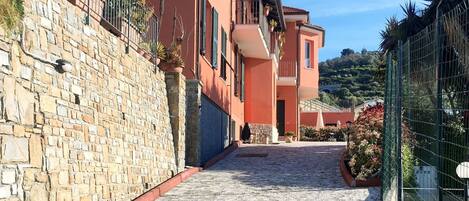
[195,0,201,80]
[296,23,302,137]
[229,0,233,144]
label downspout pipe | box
[196,0,201,80]
[296,23,302,137]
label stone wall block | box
[39,95,56,114]
[2,169,16,184]
[0,125,13,135]
[4,77,19,122]
[0,185,11,198]
[1,136,29,162]
[27,183,48,201]
[29,134,43,168]
[16,84,35,125]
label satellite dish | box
[456,162,469,179]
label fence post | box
[126,0,131,54]
[397,40,404,201]
[154,16,159,71]
[435,3,443,201]
[85,0,90,25]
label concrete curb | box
[203,141,242,169]
[339,150,381,187]
[133,141,242,201]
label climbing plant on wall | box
[0,0,24,33]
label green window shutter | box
[211,8,218,67]
[241,56,245,101]
[221,28,227,56]
[200,0,206,54]
[234,49,239,96]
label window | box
[234,47,239,96]
[211,8,219,67]
[305,41,311,68]
[220,28,227,80]
[200,0,207,55]
[240,56,245,102]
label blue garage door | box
[200,95,230,164]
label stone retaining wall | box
[249,124,278,144]
[0,0,181,200]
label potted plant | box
[137,42,153,60]
[137,42,149,56]
[285,132,295,143]
[151,42,166,65]
[160,39,185,73]
[269,19,278,32]
[263,4,272,16]
[130,0,154,33]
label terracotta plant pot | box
[143,52,152,60]
[285,136,293,143]
[137,48,146,56]
[167,66,183,73]
[160,62,184,73]
[150,58,161,65]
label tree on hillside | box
[319,50,385,108]
[341,48,355,57]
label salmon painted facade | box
[155,0,324,165]
[276,6,325,139]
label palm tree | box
[379,0,467,53]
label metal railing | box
[382,1,469,200]
[278,60,297,78]
[71,0,159,65]
[236,0,271,49]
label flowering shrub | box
[348,104,384,180]
[300,125,348,141]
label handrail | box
[70,0,159,66]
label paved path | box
[160,142,380,201]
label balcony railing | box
[236,0,270,49]
[70,0,159,65]
[278,60,297,77]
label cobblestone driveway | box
[159,142,380,201]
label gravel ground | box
[159,142,380,201]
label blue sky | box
[282,0,427,61]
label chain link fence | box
[382,1,469,200]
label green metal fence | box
[382,1,469,200]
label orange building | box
[155,1,324,165]
[276,7,325,139]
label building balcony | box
[277,60,297,86]
[233,0,283,60]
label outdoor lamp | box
[56,59,73,73]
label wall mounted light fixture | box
[55,59,73,73]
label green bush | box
[300,125,317,139]
[300,126,348,142]
[0,0,24,33]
